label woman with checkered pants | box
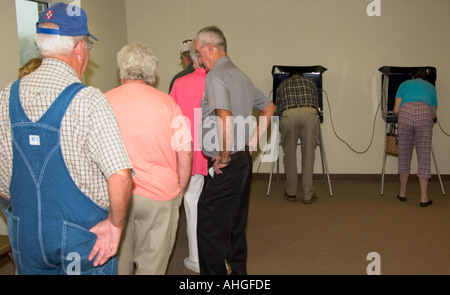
[394,69,438,207]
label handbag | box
[385,123,399,157]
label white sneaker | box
[184,258,200,273]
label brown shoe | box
[283,191,296,202]
[303,193,318,205]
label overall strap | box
[9,79,25,124]
[37,83,87,128]
[9,80,87,128]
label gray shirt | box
[201,56,270,157]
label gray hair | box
[117,42,158,85]
[195,26,227,53]
[35,23,85,57]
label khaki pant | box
[117,194,182,275]
[280,107,319,200]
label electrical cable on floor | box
[322,89,381,154]
[436,118,450,137]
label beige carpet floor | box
[167,176,450,275]
[1,176,449,276]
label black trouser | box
[197,152,252,275]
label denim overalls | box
[8,80,116,275]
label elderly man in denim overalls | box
[0,2,133,275]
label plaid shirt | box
[275,75,318,117]
[0,58,133,209]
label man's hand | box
[88,218,123,267]
[0,191,8,201]
[211,155,230,175]
[88,168,132,267]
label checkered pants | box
[397,101,433,178]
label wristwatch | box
[219,157,231,165]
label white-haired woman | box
[105,42,192,275]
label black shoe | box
[283,191,296,202]
[420,200,433,207]
[397,195,406,202]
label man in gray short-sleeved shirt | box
[201,56,271,157]
[195,26,276,275]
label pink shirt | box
[106,81,192,201]
[170,68,208,176]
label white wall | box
[82,0,128,92]
[0,0,22,235]
[125,0,450,175]
[0,1,21,90]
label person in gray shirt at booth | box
[194,26,276,275]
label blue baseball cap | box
[36,2,98,41]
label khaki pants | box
[117,194,182,275]
[280,107,319,200]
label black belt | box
[230,145,250,161]
[230,150,248,161]
[284,104,316,111]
